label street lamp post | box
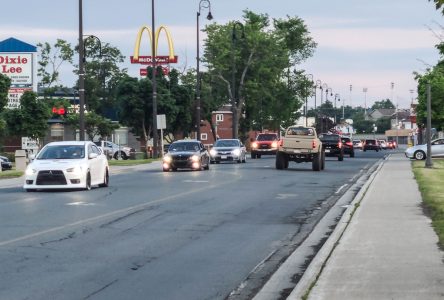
[150,0,159,157]
[196,0,213,141]
[78,0,85,141]
[334,93,340,124]
[363,87,368,118]
[315,80,321,111]
[231,21,245,139]
[305,74,313,126]
[320,83,327,133]
[425,83,433,168]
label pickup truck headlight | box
[271,141,278,148]
[252,142,258,149]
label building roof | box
[370,108,396,117]
[0,37,37,52]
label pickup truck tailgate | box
[282,135,314,150]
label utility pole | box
[425,84,433,168]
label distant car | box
[363,139,379,152]
[404,138,444,160]
[23,141,109,192]
[209,139,247,164]
[341,137,355,157]
[0,155,13,171]
[251,132,280,159]
[319,133,344,161]
[94,141,134,160]
[353,139,363,149]
[378,139,388,150]
[162,140,210,172]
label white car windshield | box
[214,140,239,147]
[37,145,85,159]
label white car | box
[404,138,444,160]
[209,139,247,163]
[94,141,133,160]
[23,141,109,192]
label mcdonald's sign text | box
[131,55,178,65]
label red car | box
[251,132,280,159]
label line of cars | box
[162,139,247,172]
[353,138,397,152]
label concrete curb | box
[286,155,388,299]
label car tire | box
[275,152,286,170]
[338,152,344,161]
[85,172,92,190]
[414,150,426,160]
[242,155,246,163]
[321,150,325,170]
[350,151,355,158]
[98,169,109,187]
[210,160,215,164]
[251,153,256,159]
[114,151,128,160]
[312,152,321,171]
[204,162,210,170]
[163,168,170,172]
[25,189,36,192]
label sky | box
[1,0,443,110]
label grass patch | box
[412,159,444,249]
[108,158,158,166]
[0,170,23,179]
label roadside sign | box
[157,114,166,129]
[21,137,39,150]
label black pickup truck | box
[319,133,344,161]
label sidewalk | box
[290,153,444,300]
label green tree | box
[76,38,127,115]
[37,39,74,94]
[65,111,119,141]
[429,0,444,14]
[371,99,395,109]
[0,74,11,135]
[202,10,316,139]
[3,91,50,139]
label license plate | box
[293,150,301,153]
[221,155,227,159]
[325,149,330,153]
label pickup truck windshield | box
[257,134,278,141]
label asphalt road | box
[0,149,387,300]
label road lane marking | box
[335,184,348,194]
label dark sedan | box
[319,134,344,161]
[0,156,13,171]
[162,140,210,172]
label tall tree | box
[202,10,316,139]
[37,39,74,94]
[76,38,127,115]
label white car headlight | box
[191,155,200,162]
[163,155,172,163]
[232,149,241,156]
[210,149,217,156]
[66,166,82,174]
[25,168,37,176]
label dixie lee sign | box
[0,53,33,86]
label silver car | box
[404,138,444,160]
[209,139,247,164]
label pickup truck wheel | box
[312,153,321,171]
[321,151,325,170]
[338,152,344,161]
[257,154,262,159]
[275,152,286,170]
[251,153,256,159]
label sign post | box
[157,114,166,156]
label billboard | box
[0,53,33,86]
